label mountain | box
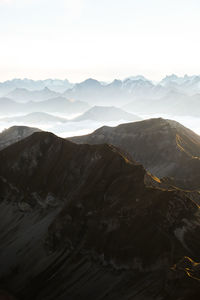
[0,112,68,125]
[29,96,90,114]
[1,131,200,299]
[63,78,104,103]
[0,125,41,150]
[72,106,142,122]
[0,97,90,116]
[69,118,200,190]
[0,97,24,115]
[63,77,155,106]
[1,76,200,117]
[123,90,200,117]
[160,74,200,95]
[7,87,60,103]
[0,78,73,96]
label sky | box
[0,0,200,82]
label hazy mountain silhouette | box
[1,112,68,125]
[0,78,73,96]
[73,106,141,122]
[63,77,155,105]
[1,76,200,116]
[0,96,90,116]
[7,87,60,103]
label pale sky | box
[0,0,200,82]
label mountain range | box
[69,118,200,190]
[0,96,90,116]
[0,107,141,128]
[0,75,199,119]
[7,87,60,103]
[1,130,200,299]
[0,78,73,96]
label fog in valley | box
[0,75,200,137]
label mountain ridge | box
[69,118,200,190]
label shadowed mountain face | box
[69,118,200,190]
[0,132,200,299]
[0,126,41,150]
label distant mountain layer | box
[123,91,200,117]
[0,125,41,150]
[1,132,200,299]
[73,106,141,122]
[0,76,200,116]
[1,112,68,124]
[62,77,200,115]
[63,78,155,106]
[7,87,60,103]
[0,78,73,95]
[69,118,200,190]
[0,96,90,115]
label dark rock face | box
[0,132,200,299]
[0,126,41,151]
[69,118,200,190]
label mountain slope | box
[69,118,200,190]
[63,77,155,106]
[0,132,200,299]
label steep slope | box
[0,126,41,150]
[63,78,155,106]
[69,118,200,190]
[73,106,141,122]
[0,132,200,299]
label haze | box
[1,0,200,82]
